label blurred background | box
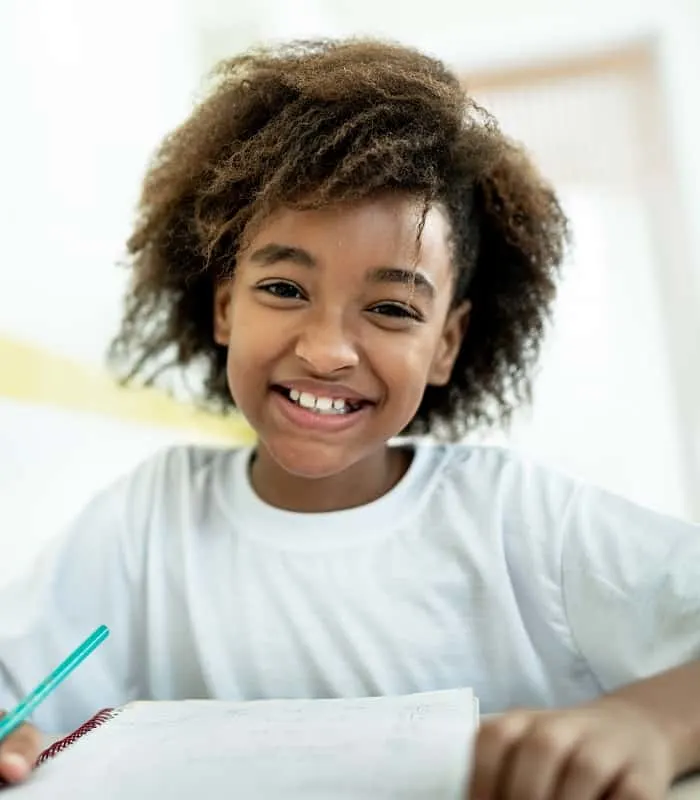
[1,0,699,584]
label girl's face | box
[214,194,468,480]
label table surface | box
[672,774,700,799]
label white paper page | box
[15,689,477,800]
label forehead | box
[243,194,453,282]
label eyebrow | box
[249,244,316,269]
[369,267,435,299]
[248,243,436,300]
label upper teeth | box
[289,389,350,413]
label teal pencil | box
[0,625,110,742]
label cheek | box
[373,332,441,393]
[226,292,284,359]
[223,300,283,393]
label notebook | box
[15,688,478,799]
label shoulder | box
[407,441,581,594]
[127,442,240,483]
[117,443,245,518]
[118,442,243,489]
[423,439,697,545]
[422,438,565,481]
[45,443,248,581]
[418,440,578,523]
[53,444,247,557]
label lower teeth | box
[298,403,350,415]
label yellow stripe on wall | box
[0,334,255,443]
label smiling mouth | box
[272,386,369,416]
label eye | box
[369,302,424,322]
[256,280,306,300]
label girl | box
[1,39,698,800]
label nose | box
[294,311,360,374]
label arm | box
[0,466,148,783]
[470,481,700,800]
[609,658,700,778]
[469,660,700,800]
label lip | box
[274,379,373,403]
[270,388,371,433]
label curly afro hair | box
[109,38,569,439]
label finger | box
[500,717,581,800]
[608,767,668,800]
[0,724,42,784]
[553,737,627,800]
[468,711,532,800]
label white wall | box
[0,0,199,366]
[0,0,209,584]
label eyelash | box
[255,280,424,322]
[257,280,304,300]
[369,302,423,322]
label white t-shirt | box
[0,442,698,734]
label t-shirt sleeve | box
[0,461,152,734]
[561,484,700,693]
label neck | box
[249,445,411,512]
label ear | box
[213,280,234,346]
[427,301,471,386]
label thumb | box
[0,721,42,784]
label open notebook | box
[16,689,478,799]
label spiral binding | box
[35,708,118,766]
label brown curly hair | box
[108,38,569,439]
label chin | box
[262,437,367,481]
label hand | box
[0,716,42,785]
[468,698,675,800]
